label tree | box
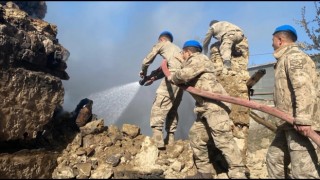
[295,1,320,52]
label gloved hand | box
[294,124,312,137]
[223,60,231,70]
[293,119,312,137]
[144,76,156,86]
[139,70,147,78]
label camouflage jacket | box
[171,52,231,116]
[141,41,182,74]
[203,21,243,54]
[273,44,319,130]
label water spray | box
[88,82,140,125]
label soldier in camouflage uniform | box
[139,31,184,149]
[168,40,247,179]
[203,20,248,70]
[209,38,251,170]
[266,25,320,178]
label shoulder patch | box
[289,55,304,70]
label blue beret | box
[210,20,219,26]
[183,40,203,52]
[273,25,297,41]
[159,31,173,42]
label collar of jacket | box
[189,52,201,58]
[185,52,201,63]
[273,43,297,60]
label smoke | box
[0,1,47,19]
[42,2,203,139]
[42,2,315,139]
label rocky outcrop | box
[0,1,69,79]
[0,1,68,141]
[0,1,47,19]
[0,149,59,179]
[0,68,64,140]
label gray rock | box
[122,123,140,138]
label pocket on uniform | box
[206,111,232,132]
[288,131,316,151]
[159,95,171,108]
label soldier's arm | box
[141,42,164,74]
[172,57,203,85]
[287,55,314,126]
[203,27,214,55]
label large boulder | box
[0,1,68,141]
[0,68,64,140]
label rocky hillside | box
[0,1,69,141]
[0,110,274,179]
[50,113,275,179]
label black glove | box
[139,70,147,78]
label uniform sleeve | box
[286,54,314,125]
[141,42,163,72]
[172,57,203,85]
[202,27,214,55]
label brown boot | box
[152,128,165,149]
[164,132,174,145]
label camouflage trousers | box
[220,30,248,61]
[150,78,183,133]
[189,110,246,178]
[266,128,320,179]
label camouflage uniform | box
[203,21,247,62]
[266,44,320,178]
[141,40,184,136]
[209,40,251,167]
[171,52,246,178]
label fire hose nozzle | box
[139,78,147,86]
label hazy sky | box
[43,1,318,137]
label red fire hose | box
[161,59,320,148]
